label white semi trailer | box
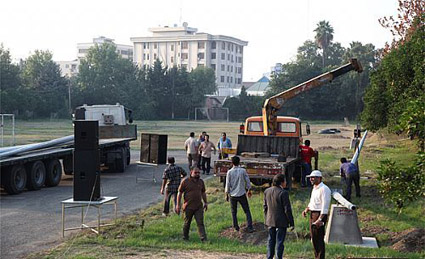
[0,104,137,195]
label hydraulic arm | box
[262,58,363,135]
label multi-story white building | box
[77,36,133,60]
[58,36,134,77]
[57,59,79,78]
[131,23,248,96]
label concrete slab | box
[347,237,379,248]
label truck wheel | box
[26,161,46,190]
[45,159,62,187]
[63,156,73,175]
[126,147,131,165]
[115,147,126,173]
[3,165,27,194]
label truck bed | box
[214,156,299,179]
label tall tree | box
[21,50,68,117]
[0,45,26,114]
[314,20,334,67]
[76,43,143,114]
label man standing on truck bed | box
[217,132,232,159]
[184,132,199,170]
[225,156,254,233]
[300,140,316,187]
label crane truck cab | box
[241,116,309,139]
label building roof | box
[246,76,270,95]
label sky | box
[0,0,399,81]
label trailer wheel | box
[45,159,62,187]
[26,161,46,190]
[115,147,126,173]
[3,165,27,194]
[126,147,131,165]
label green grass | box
[10,119,425,258]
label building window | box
[171,44,174,51]
[221,53,225,60]
[228,43,231,51]
[78,49,88,54]
[211,52,216,59]
[198,41,205,49]
[181,53,188,60]
[171,57,174,63]
[147,54,150,60]
[232,44,234,51]
[221,76,224,82]
[181,42,188,49]
[231,77,233,83]
[198,64,204,67]
[227,76,229,83]
[211,64,216,71]
[197,53,205,60]
[143,43,147,49]
[154,53,157,60]
[231,66,233,72]
[231,55,234,62]
[211,41,216,49]
[238,57,242,63]
[227,54,230,60]
[222,42,225,50]
[238,67,242,74]
[154,43,157,49]
[221,64,225,71]
[238,78,242,84]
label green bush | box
[377,152,425,212]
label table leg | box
[81,205,84,229]
[62,204,65,237]
[98,205,101,234]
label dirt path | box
[126,249,264,259]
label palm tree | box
[314,20,334,67]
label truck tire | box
[3,165,27,194]
[115,147,126,173]
[63,156,73,175]
[26,161,46,190]
[45,159,62,187]
[126,147,131,165]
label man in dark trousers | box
[160,157,187,216]
[225,156,254,232]
[302,170,331,259]
[340,157,361,201]
[300,140,316,187]
[264,174,294,259]
[176,166,208,242]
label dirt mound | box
[219,222,300,245]
[391,228,425,253]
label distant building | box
[77,36,133,60]
[270,63,283,76]
[57,36,133,77]
[131,23,248,97]
[57,59,79,78]
[245,76,270,96]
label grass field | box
[7,119,424,258]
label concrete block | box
[325,204,363,244]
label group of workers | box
[159,136,361,259]
[184,131,232,175]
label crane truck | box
[0,104,137,195]
[214,59,363,188]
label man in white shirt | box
[225,156,254,232]
[302,170,331,259]
[184,132,198,170]
[198,134,216,175]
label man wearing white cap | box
[302,170,331,259]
